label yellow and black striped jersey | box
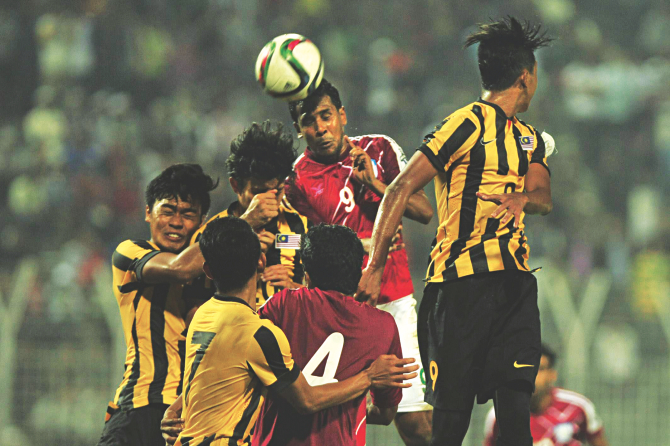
[418,98,549,283]
[176,295,300,446]
[187,200,309,309]
[110,240,187,410]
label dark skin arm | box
[141,242,204,284]
[476,163,552,228]
[356,151,439,305]
[366,404,398,426]
[279,355,417,415]
[347,136,433,225]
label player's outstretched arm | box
[366,404,398,426]
[356,151,439,305]
[141,242,204,284]
[278,355,418,415]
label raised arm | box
[141,242,204,284]
[348,136,433,225]
[278,354,418,415]
[356,151,439,305]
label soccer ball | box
[255,34,324,102]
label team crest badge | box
[275,234,301,249]
[519,135,534,151]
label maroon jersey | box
[286,135,413,304]
[253,287,403,446]
[484,388,604,446]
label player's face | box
[233,177,285,213]
[296,95,347,164]
[145,197,203,253]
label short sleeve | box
[247,322,300,392]
[529,128,550,175]
[112,240,161,283]
[378,136,408,184]
[370,315,403,408]
[418,112,480,173]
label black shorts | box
[97,403,169,446]
[418,270,541,411]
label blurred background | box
[1,0,669,444]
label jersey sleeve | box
[378,135,408,184]
[247,321,301,392]
[284,173,323,224]
[370,314,403,408]
[483,406,498,446]
[579,396,604,439]
[529,127,550,175]
[112,240,162,283]
[418,111,480,173]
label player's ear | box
[145,205,152,223]
[518,69,529,89]
[203,262,214,281]
[258,252,267,273]
[293,122,303,138]
[229,177,240,194]
[304,271,312,288]
[339,106,347,127]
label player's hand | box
[476,191,529,228]
[241,190,279,230]
[360,226,404,257]
[161,407,184,445]
[261,264,295,289]
[347,136,379,187]
[258,229,275,254]
[355,266,384,307]
[366,354,419,389]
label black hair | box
[226,120,297,186]
[145,163,218,215]
[301,224,364,296]
[199,216,261,293]
[288,78,343,123]
[465,16,553,91]
[541,343,557,368]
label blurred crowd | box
[1,0,670,444]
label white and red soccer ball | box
[255,33,324,102]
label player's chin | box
[158,236,189,253]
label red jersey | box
[285,135,414,304]
[253,287,403,446]
[484,388,604,446]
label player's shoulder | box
[516,118,539,134]
[293,151,310,170]
[114,239,157,258]
[435,103,483,131]
[553,388,597,413]
[192,207,232,243]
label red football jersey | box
[483,388,604,446]
[253,287,403,446]
[285,135,414,304]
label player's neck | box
[221,276,258,309]
[480,90,522,118]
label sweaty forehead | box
[154,196,201,211]
[298,95,336,119]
